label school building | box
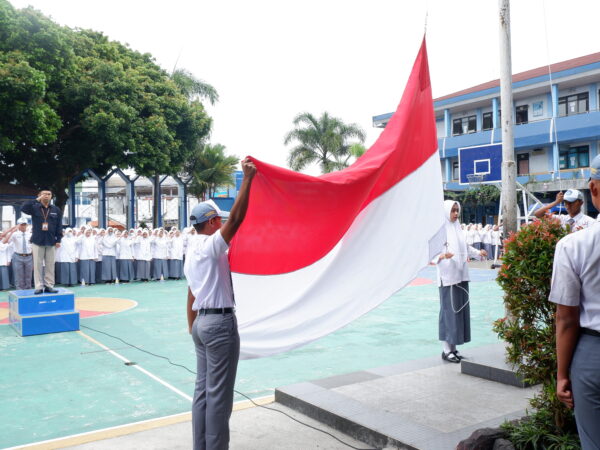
[373,51,600,223]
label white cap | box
[17,218,28,225]
[564,189,584,202]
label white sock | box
[442,341,452,354]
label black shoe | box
[34,289,44,295]
[44,286,59,293]
[442,351,461,364]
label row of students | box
[460,223,503,260]
[0,225,203,290]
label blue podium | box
[8,288,80,336]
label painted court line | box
[10,395,275,449]
[77,330,193,402]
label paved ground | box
[21,401,370,450]
[18,343,537,450]
[276,343,537,450]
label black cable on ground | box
[80,324,375,450]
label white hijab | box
[437,200,470,287]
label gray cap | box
[564,189,584,202]
[16,218,28,225]
[590,154,600,180]
[190,202,224,225]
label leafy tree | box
[284,112,366,173]
[0,1,212,210]
[186,143,238,200]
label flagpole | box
[499,0,517,237]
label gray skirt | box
[168,259,183,279]
[0,266,10,290]
[136,260,151,280]
[117,259,135,281]
[57,262,77,285]
[152,259,169,280]
[102,255,117,281]
[439,281,471,345]
[95,261,103,283]
[79,260,96,285]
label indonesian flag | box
[230,38,446,359]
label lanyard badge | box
[41,206,50,231]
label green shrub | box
[493,217,579,449]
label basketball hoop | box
[466,173,485,186]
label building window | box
[517,153,529,175]
[482,112,493,130]
[516,105,528,124]
[452,115,477,135]
[558,92,589,116]
[559,145,590,169]
[452,162,459,180]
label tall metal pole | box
[499,0,517,236]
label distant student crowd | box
[0,225,206,291]
[461,223,503,260]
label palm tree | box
[330,143,367,171]
[284,112,366,173]
[171,68,219,105]
[186,143,238,199]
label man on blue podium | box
[21,189,63,294]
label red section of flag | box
[229,38,436,275]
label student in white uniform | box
[534,189,595,231]
[184,158,255,450]
[0,229,12,290]
[135,230,152,281]
[151,229,169,280]
[550,154,600,449]
[480,225,493,260]
[433,200,487,363]
[168,230,184,279]
[4,219,33,290]
[57,228,78,286]
[491,225,502,260]
[116,230,135,282]
[100,227,118,283]
[77,228,98,284]
[94,229,104,284]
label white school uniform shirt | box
[491,229,501,246]
[0,242,11,265]
[116,237,134,260]
[59,235,78,263]
[101,234,118,257]
[549,224,600,331]
[434,201,482,287]
[481,226,492,245]
[557,212,596,232]
[466,227,476,246]
[169,236,184,260]
[9,230,32,254]
[95,236,103,261]
[136,236,152,261]
[77,236,98,260]
[184,230,234,310]
[151,236,169,259]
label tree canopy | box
[284,112,366,174]
[185,143,238,200]
[0,1,212,209]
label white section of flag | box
[234,152,445,359]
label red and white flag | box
[230,38,446,359]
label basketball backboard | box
[458,143,502,185]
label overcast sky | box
[9,0,600,171]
